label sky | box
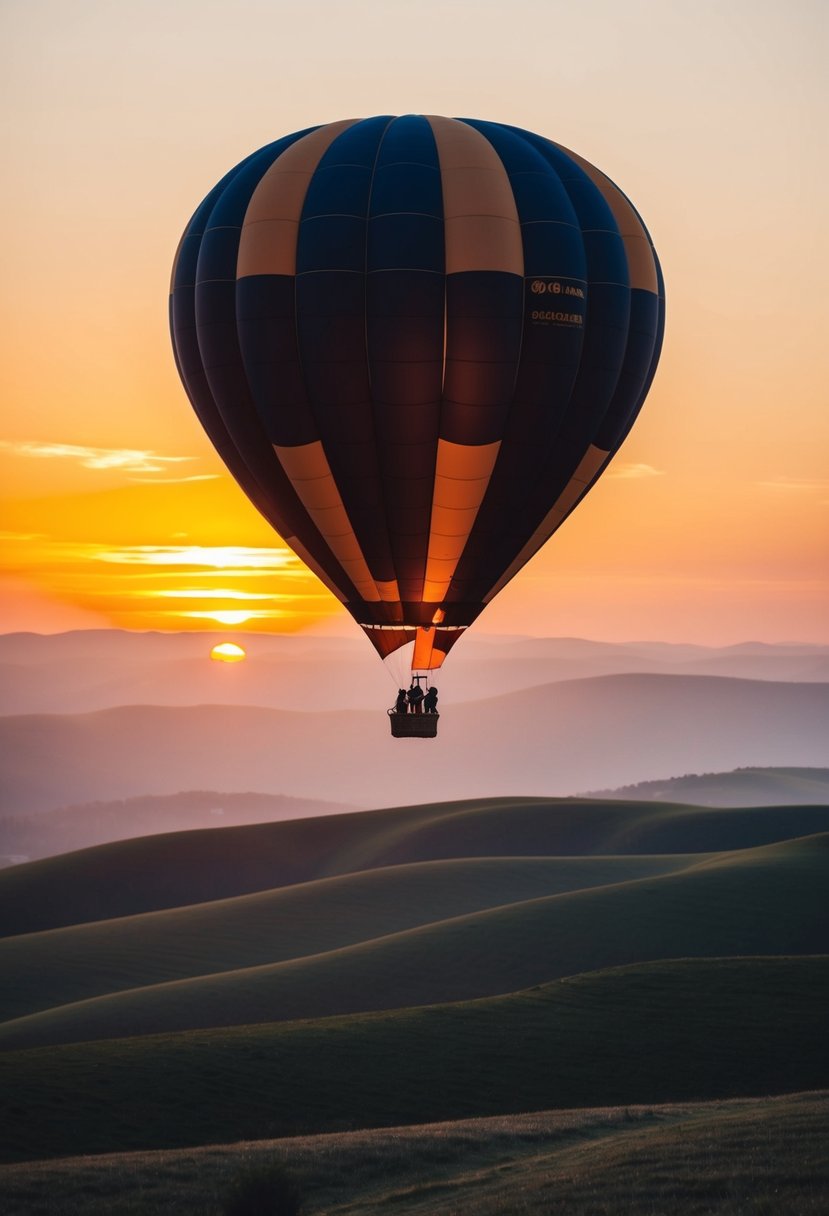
[1,0,827,645]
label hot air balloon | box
[170,115,664,737]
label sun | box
[210,642,247,663]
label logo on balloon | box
[531,280,547,294]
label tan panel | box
[482,445,610,603]
[424,438,501,602]
[275,442,401,604]
[238,120,357,278]
[552,141,658,294]
[375,580,401,604]
[570,444,608,485]
[433,439,504,480]
[427,116,523,275]
[443,217,523,276]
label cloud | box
[0,440,197,474]
[758,477,829,493]
[125,474,220,484]
[92,544,305,570]
[607,462,666,480]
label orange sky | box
[1,0,827,644]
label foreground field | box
[1,1090,826,1215]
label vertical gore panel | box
[426,116,523,274]
[294,117,401,605]
[366,116,445,602]
[423,440,500,602]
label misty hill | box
[587,766,829,806]
[4,795,829,936]
[2,766,826,866]
[1,957,826,1162]
[2,630,828,716]
[0,789,357,864]
[1,834,825,1049]
[2,674,828,813]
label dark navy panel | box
[296,216,366,273]
[369,360,444,406]
[595,288,660,450]
[237,275,316,447]
[366,113,444,602]
[508,173,580,223]
[581,230,629,286]
[370,163,443,216]
[302,165,373,218]
[615,253,666,450]
[441,271,523,446]
[366,114,446,600]
[369,312,444,362]
[368,214,444,272]
[317,115,393,166]
[376,115,441,165]
[521,223,586,278]
[367,267,444,318]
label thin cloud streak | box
[607,463,666,480]
[0,440,197,474]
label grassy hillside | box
[0,854,698,1021]
[588,765,829,806]
[2,835,825,1049]
[1,957,826,1164]
[3,794,828,936]
[1,1091,826,1216]
[2,675,828,811]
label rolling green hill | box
[1,834,825,1049]
[2,794,828,936]
[1,957,826,1163]
[0,853,698,1022]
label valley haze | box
[1,631,828,818]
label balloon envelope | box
[170,115,664,670]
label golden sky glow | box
[1,0,827,644]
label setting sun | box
[209,642,246,663]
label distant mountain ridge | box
[2,629,827,716]
[0,789,358,863]
[1,674,827,812]
[586,767,829,806]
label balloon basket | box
[388,711,439,738]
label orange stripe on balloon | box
[237,120,358,278]
[426,116,523,275]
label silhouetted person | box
[423,686,438,714]
[395,688,408,714]
[407,683,424,715]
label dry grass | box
[0,1091,826,1215]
